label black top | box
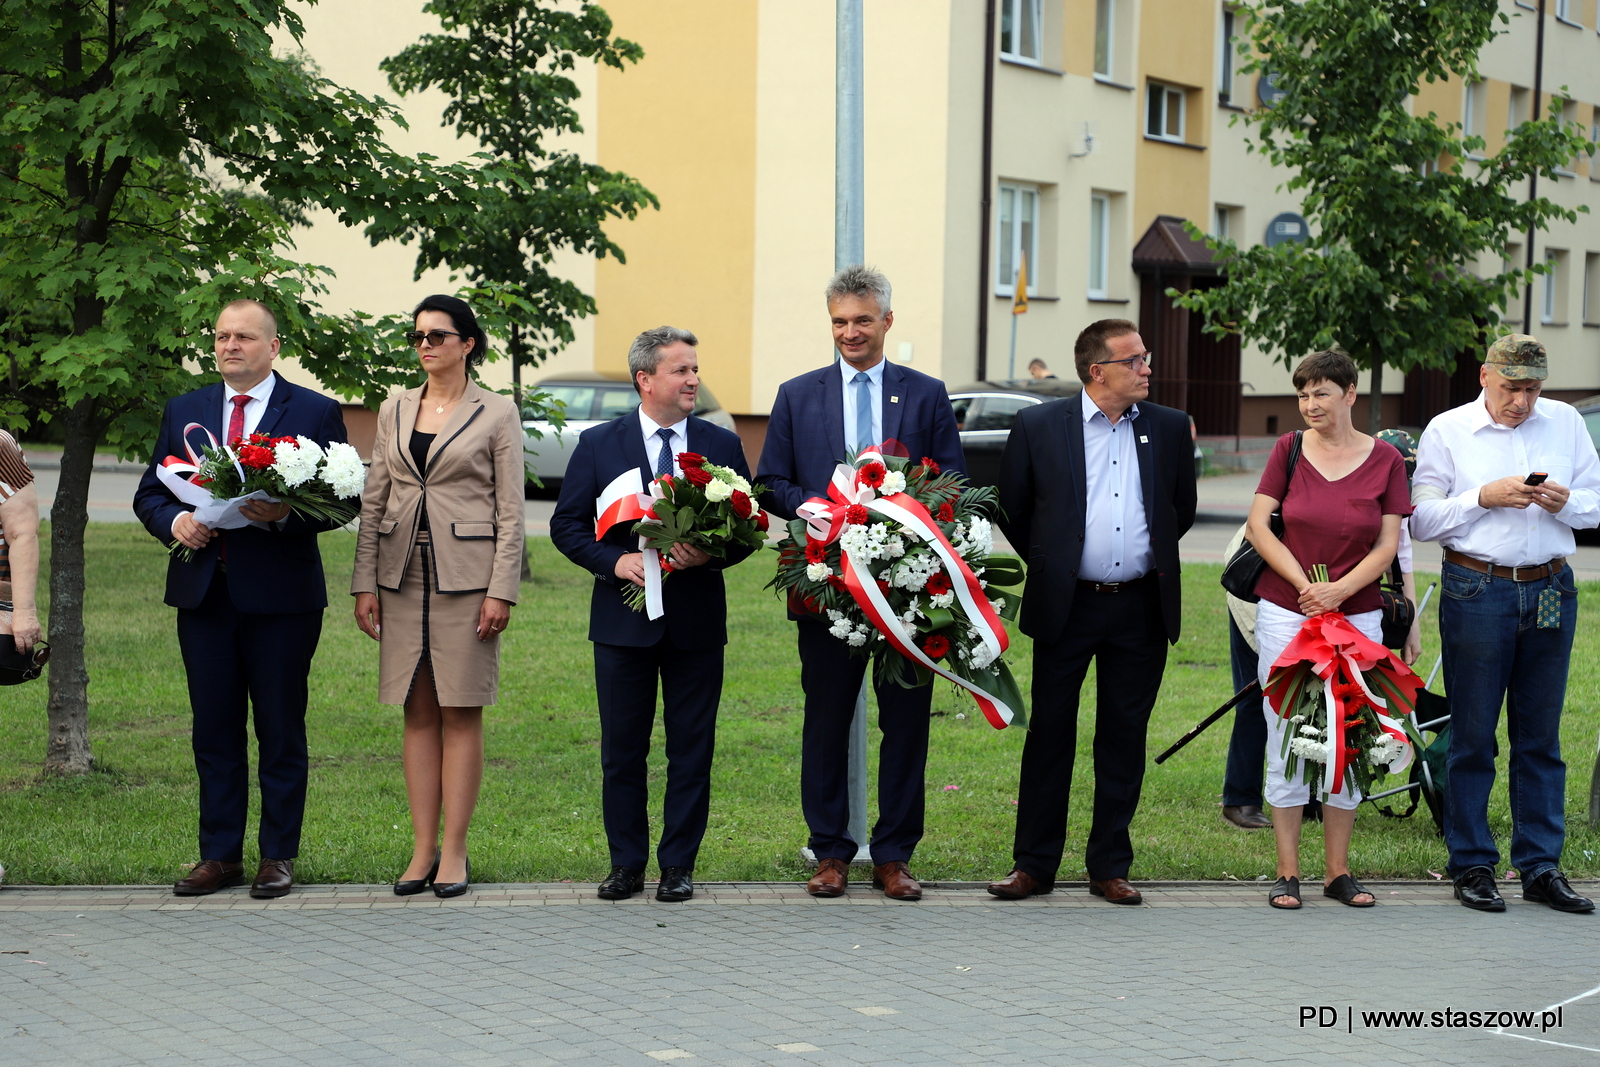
[410,429,435,531]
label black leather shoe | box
[1222,805,1272,829]
[394,852,440,896]
[1453,866,1506,912]
[1522,870,1596,914]
[432,857,470,899]
[598,865,644,900]
[656,866,694,902]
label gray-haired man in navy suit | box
[757,266,964,902]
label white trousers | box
[1256,600,1383,810]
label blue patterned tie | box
[654,427,675,478]
[853,371,873,453]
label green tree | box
[0,0,589,773]
[1176,0,1593,431]
[380,0,656,399]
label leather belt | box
[1443,547,1563,582]
[1077,577,1146,594]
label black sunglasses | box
[405,329,463,349]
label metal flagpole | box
[836,0,871,866]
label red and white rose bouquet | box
[768,448,1027,729]
[157,424,365,560]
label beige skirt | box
[378,536,501,707]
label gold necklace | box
[426,386,464,415]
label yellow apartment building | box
[283,0,1600,448]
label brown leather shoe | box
[807,857,849,897]
[1222,805,1272,829]
[872,861,922,901]
[1089,877,1143,905]
[173,860,245,896]
[987,869,1053,899]
[249,858,294,899]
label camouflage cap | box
[1375,428,1416,480]
[1483,334,1547,381]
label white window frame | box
[996,182,1040,297]
[1554,0,1574,22]
[1463,79,1486,155]
[1218,7,1237,104]
[1146,82,1187,142]
[1542,249,1561,324]
[999,0,1043,64]
[1089,194,1112,299]
[1094,0,1115,78]
[1584,253,1600,324]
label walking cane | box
[1154,680,1263,765]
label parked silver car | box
[522,372,736,495]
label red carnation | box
[271,436,297,447]
[684,466,713,487]
[826,575,848,592]
[845,504,870,525]
[936,502,955,522]
[877,579,890,594]
[678,452,706,469]
[237,444,275,469]
[805,540,829,563]
[925,572,953,596]
[922,634,951,660]
[921,457,940,475]
[731,489,753,519]
[859,462,887,488]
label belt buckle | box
[1509,564,1524,582]
[1098,581,1121,593]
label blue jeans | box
[1438,559,1577,881]
[1222,614,1266,808]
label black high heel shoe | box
[394,852,440,897]
[433,856,470,899]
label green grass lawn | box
[2,525,1598,886]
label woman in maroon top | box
[1246,351,1412,910]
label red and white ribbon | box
[595,469,665,620]
[799,450,1017,728]
[154,423,224,509]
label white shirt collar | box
[638,406,688,437]
[225,372,277,404]
[839,358,887,387]
[1469,389,1546,434]
[1082,396,1140,424]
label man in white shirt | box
[1411,334,1600,914]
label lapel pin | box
[890,396,900,404]
[1139,436,1148,443]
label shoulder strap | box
[1278,431,1304,499]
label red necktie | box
[227,394,250,445]
[219,394,250,564]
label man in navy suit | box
[757,265,963,901]
[550,326,756,903]
[987,319,1196,905]
[133,299,348,899]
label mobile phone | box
[1525,472,1548,486]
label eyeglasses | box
[1094,353,1153,370]
[405,329,462,349]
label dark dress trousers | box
[132,375,348,863]
[996,392,1196,883]
[548,412,754,872]
[756,360,964,864]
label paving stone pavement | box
[2,880,1599,1065]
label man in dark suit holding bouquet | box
[550,326,756,903]
[133,299,348,899]
[756,265,963,901]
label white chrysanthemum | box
[826,609,845,623]
[805,562,832,582]
[846,630,867,647]
[703,478,734,503]
[1289,737,1332,763]
[883,535,906,559]
[272,439,320,488]
[880,471,906,495]
[891,550,941,590]
[1367,736,1408,769]
[930,591,955,610]
[321,442,366,498]
[829,617,855,640]
[1290,714,1307,725]
[1298,724,1322,738]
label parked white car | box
[522,372,737,496]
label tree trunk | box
[512,322,533,584]
[43,397,99,775]
[1367,356,1384,435]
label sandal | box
[1268,876,1301,909]
[1323,873,1375,907]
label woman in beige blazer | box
[352,295,525,899]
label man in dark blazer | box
[549,326,755,904]
[132,299,348,899]
[757,265,963,902]
[988,318,1196,905]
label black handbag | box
[0,640,49,686]
[1378,557,1415,649]
[1219,432,1302,603]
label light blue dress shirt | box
[1079,399,1153,583]
[839,358,885,455]
[638,408,688,478]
